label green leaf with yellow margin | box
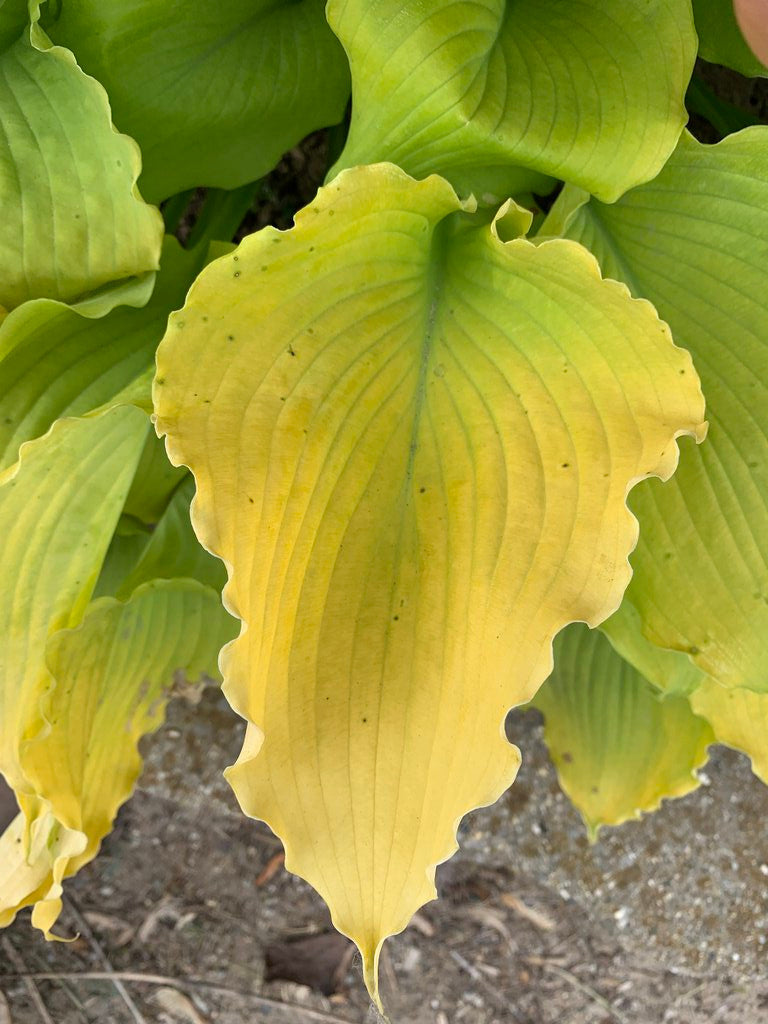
[0,579,230,932]
[327,0,696,203]
[533,624,713,839]
[0,3,162,311]
[46,0,350,203]
[154,163,705,1003]
[547,128,768,694]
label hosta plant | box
[1,0,767,1011]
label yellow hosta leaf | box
[0,406,148,796]
[154,164,704,1000]
[0,580,230,932]
[534,624,713,838]
[690,681,768,785]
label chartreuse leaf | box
[0,237,210,472]
[533,625,712,838]
[46,0,350,203]
[602,604,768,789]
[154,163,704,1001]
[692,0,768,77]
[327,0,696,203]
[0,580,230,933]
[96,477,228,601]
[0,9,162,310]
[690,681,768,785]
[548,128,768,693]
[601,600,703,698]
[0,406,148,798]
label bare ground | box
[2,690,767,1024]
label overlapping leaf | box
[0,407,148,799]
[97,477,228,601]
[0,7,162,310]
[602,604,768,789]
[0,237,211,472]
[534,624,712,837]
[549,128,768,693]
[47,0,350,202]
[154,163,704,999]
[692,0,768,77]
[0,580,230,932]
[327,0,696,202]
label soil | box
[2,691,768,1024]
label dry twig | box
[1,938,54,1024]
[0,971,357,1024]
[66,895,149,1024]
[536,962,631,1024]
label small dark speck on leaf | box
[749,460,759,468]
[233,255,239,262]
[234,271,241,278]
[288,344,296,357]
[261,265,268,271]
[362,717,367,723]
[679,369,686,375]
[202,315,209,322]
[227,334,235,341]
[561,462,570,469]
[328,209,335,216]
[688,645,701,655]
[664,552,673,560]
[307,327,314,334]
[420,487,426,493]
[393,615,399,621]
[156,378,165,386]
[280,396,286,401]
[248,497,254,503]
[562,752,573,763]
[309,246,315,252]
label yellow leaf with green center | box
[533,624,713,838]
[153,163,705,1003]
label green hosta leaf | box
[0,580,229,933]
[154,163,704,1000]
[0,12,162,310]
[327,0,696,202]
[97,477,229,602]
[601,600,704,698]
[548,128,768,693]
[0,406,148,798]
[693,0,768,77]
[601,605,768,790]
[0,0,29,49]
[533,624,713,838]
[0,237,210,472]
[47,0,350,203]
[122,431,187,524]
